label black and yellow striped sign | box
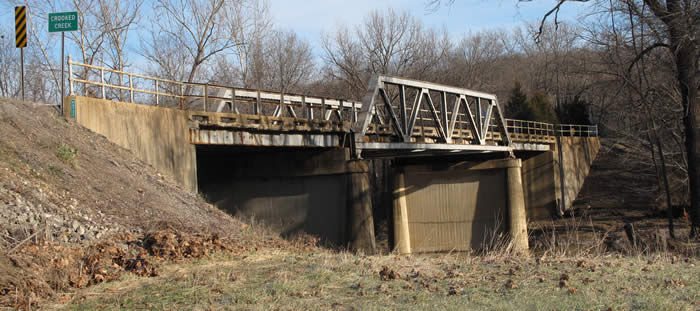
[15,6,27,48]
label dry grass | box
[62,224,700,311]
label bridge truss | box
[353,76,513,158]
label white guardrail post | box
[68,55,74,95]
[129,73,134,103]
[100,67,105,99]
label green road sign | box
[48,11,78,32]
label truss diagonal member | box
[480,101,494,145]
[379,88,405,139]
[353,76,382,136]
[461,95,482,144]
[493,98,513,150]
[475,98,482,137]
[335,109,343,121]
[406,89,422,139]
[399,85,408,139]
[288,104,298,118]
[448,95,461,141]
[440,91,449,142]
[422,90,448,142]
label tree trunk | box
[675,46,700,237]
[652,119,676,239]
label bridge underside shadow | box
[195,146,375,251]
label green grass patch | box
[56,143,78,167]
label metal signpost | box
[15,6,27,101]
[48,11,78,113]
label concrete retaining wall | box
[555,136,601,214]
[520,137,601,219]
[64,96,197,191]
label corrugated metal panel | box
[403,167,507,252]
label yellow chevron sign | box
[15,6,27,48]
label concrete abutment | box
[196,147,376,253]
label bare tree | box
[0,30,21,98]
[264,30,315,93]
[445,30,507,91]
[322,8,450,99]
[143,0,236,84]
[226,0,273,88]
[95,0,143,100]
[532,0,700,237]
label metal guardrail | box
[556,123,598,137]
[67,59,598,140]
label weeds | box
[47,165,64,176]
[56,143,78,167]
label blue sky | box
[268,0,592,46]
[1,1,592,66]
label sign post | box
[15,6,27,101]
[48,11,77,114]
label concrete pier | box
[507,160,529,250]
[391,158,527,254]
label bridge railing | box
[67,58,362,122]
[503,119,598,139]
[505,119,555,136]
[556,123,598,137]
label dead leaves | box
[379,266,401,281]
[559,273,570,289]
[447,285,463,295]
[1,229,238,309]
[663,279,686,288]
[143,229,230,260]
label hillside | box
[0,99,251,308]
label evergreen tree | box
[526,91,559,124]
[556,96,591,125]
[505,81,528,119]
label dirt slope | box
[0,98,241,245]
[0,98,248,308]
[530,137,697,255]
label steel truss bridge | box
[67,59,597,158]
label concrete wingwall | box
[64,96,198,192]
[554,136,601,213]
[520,136,601,219]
